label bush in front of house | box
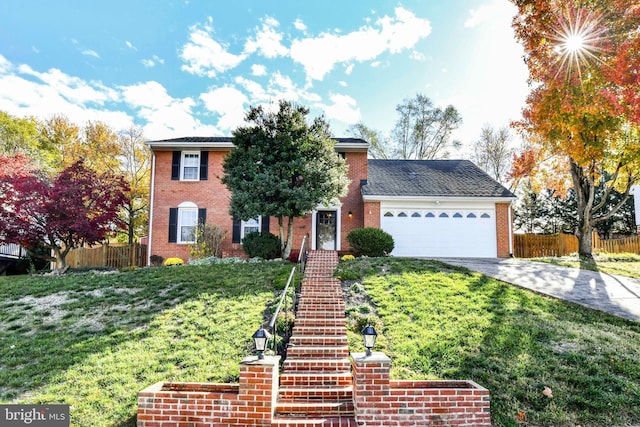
[189,223,227,259]
[242,232,282,260]
[150,254,164,266]
[346,227,394,257]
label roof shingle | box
[363,159,515,198]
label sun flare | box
[550,7,606,80]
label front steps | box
[273,250,355,427]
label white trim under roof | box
[362,195,516,203]
[146,138,369,152]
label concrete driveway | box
[434,257,640,322]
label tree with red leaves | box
[0,158,129,270]
[510,0,640,259]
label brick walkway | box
[273,250,356,427]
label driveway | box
[434,257,640,322]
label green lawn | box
[336,257,640,427]
[2,258,639,427]
[533,252,640,278]
[0,262,292,427]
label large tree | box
[347,122,390,159]
[391,93,462,159]
[510,0,640,259]
[0,158,129,269]
[222,100,350,259]
[118,126,151,244]
[472,125,514,185]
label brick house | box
[146,137,515,263]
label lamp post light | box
[361,325,378,357]
[252,328,271,360]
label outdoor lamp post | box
[252,328,271,359]
[361,325,378,356]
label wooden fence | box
[514,232,640,258]
[66,243,147,269]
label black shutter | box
[261,216,270,233]
[198,208,206,225]
[171,151,181,180]
[168,208,178,242]
[232,218,241,243]
[199,151,208,180]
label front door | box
[316,211,337,250]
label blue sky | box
[0,0,529,155]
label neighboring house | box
[146,137,515,263]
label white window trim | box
[240,217,262,241]
[177,202,198,244]
[181,151,200,181]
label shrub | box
[150,254,164,266]
[346,227,394,257]
[341,254,355,261]
[164,257,184,266]
[189,223,227,259]
[242,232,282,260]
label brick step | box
[293,318,346,328]
[289,335,348,347]
[271,416,356,427]
[286,345,349,359]
[295,311,345,319]
[279,372,352,388]
[275,399,354,416]
[282,358,351,372]
[301,280,341,286]
[292,325,347,335]
[296,301,345,309]
[278,385,353,401]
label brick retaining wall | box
[351,352,491,426]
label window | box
[467,213,477,218]
[425,212,435,218]
[384,212,394,217]
[453,212,463,218]
[178,208,198,243]
[412,212,421,218]
[481,213,491,219]
[168,202,205,244]
[241,217,261,239]
[398,212,408,217]
[181,152,200,180]
[439,212,449,218]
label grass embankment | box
[336,257,640,427]
[0,262,292,427]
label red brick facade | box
[147,139,513,263]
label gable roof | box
[362,159,515,199]
[147,136,368,151]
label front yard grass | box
[337,257,640,427]
[0,262,292,427]
[533,252,640,278]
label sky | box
[0,0,530,157]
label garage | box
[380,206,497,257]
[362,159,515,258]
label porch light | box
[348,211,353,219]
[361,325,378,356]
[252,328,271,359]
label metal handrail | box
[268,266,296,352]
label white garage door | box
[381,208,496,258]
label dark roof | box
[363,159,515,198]
[150,136,367,144]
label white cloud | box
[180,17,246,77]
[200,86,249,131]
[294,19,307,32]
[121,80,217,138]
[125,41,137,50]
[315,93,361,124]
[410,50,426,61]
[0,54,11,73]
[235,76,269,101]
[82,49,100,58]
[345,64,354,75]
[141,55,165,68]
[290,7,431,81]
[251,64,267,76]
[244,16,288,58]
[465,0,504,28]
[338,81,347,87]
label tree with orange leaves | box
[510,0,640,259]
